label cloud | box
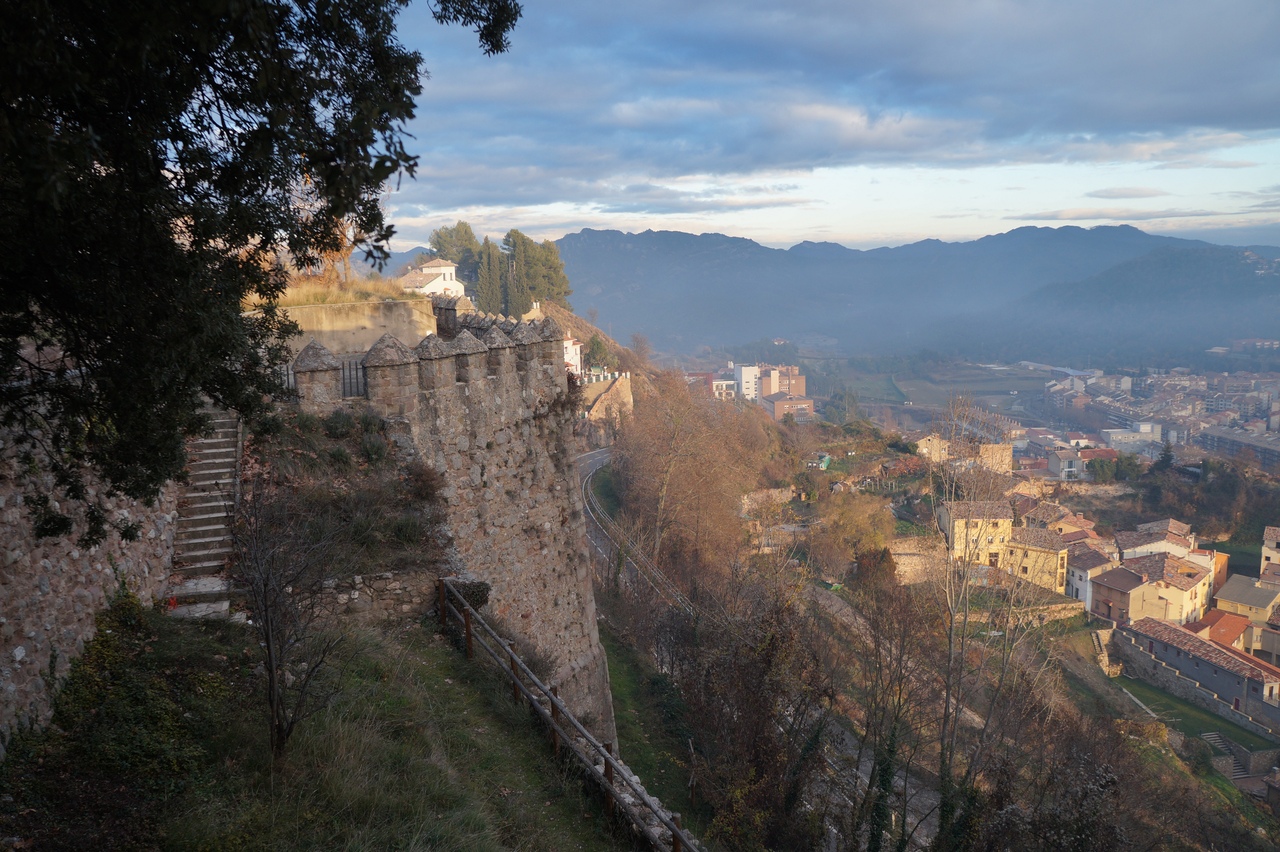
[391,0,1280,233]
[1085,187,1171,199]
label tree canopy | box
[1,0,520,541]
[429,221,482,283]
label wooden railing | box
[437,578,700,852]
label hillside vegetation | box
[0,595,628,851]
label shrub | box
[360,434,388,464]
[323,409,356,439]
[357,409,383,435]
[404,461,444,502]
[327,446,352,468]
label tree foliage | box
[0,0,520,539]
[429,220,482,283]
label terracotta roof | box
[1068,543,1114,572]
[1093,566,1148,594]
[942,500,1013,520]
[1061,529,1099,544]
[1115,529,1193,553]
[1025,502,1068,524]
[1128,618,1275,682]
[1124,552,1208,591]
[1265,525,1280,542]
[417,257,455,269]
[1012,527,1067,552]
[1137,518,1192,537]
[1185,610,1252,647]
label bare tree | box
[230,476,344,757]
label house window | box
[1253,685,1259,693]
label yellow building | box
[937,500,1014,568]
[1005,528,1069,594]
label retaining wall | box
[0,444,177,761]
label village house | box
[937,500,1014,568]
[1065,542,1117,609]
[1125,617,1280,722]
[1090,552,1211,625]
[399,257,465,298]
[1260,525,1280,588]
[1214,575,1280,628]
[1004,527,1069,594]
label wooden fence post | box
[509,645,520,704]
[437,578,447,630]
[673,813,683,852]
[604,741,615,815]
[551,686,561,757]
[464,608,473,660]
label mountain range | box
[554,225,1280,363]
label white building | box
[735,364,760,401]
[399,258,464,298]
[563,338,584,376]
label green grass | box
[590,465,622,519]
[1120,676,1277,752]
[1216,540,1263,578]
[598,622,714,840]
[847,374,906,403]
[0,596,628,851]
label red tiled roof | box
[1115,529,1193,552]
[1186,610,1252,646]
[1137,518,1192,537]
[1124,552,1208,592]
[1129,618,1276,682]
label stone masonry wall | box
[293,306,618,744]
[0,442,177,761]
[1113,629,1279,740]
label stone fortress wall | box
[292,296,617,742]
[0,459,177,761]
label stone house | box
[1260,525,1280,588]
[1090,552,1211,625]
[1215,574,1280,627]
[1126,617,1280,721]
[1004,527,1069,594]
[937,500,1014,568]
[1065,541,1116,610]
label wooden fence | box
[437,578,700,852]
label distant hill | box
[555,226,1280,362]
[357,245,432,278]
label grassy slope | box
[0,597,626,852]
[597,623,714,841]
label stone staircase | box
[168,411,240,619]
[1202,732,1249,778]
[1094,629,1122,677]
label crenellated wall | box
[291,300,617,742]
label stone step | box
[176,544,233,564]
[170,575,231,604]
[174,557,232,577]
[177,513,230,527]
[176,533,232,550]
[176,523,230,539]
[169,600,231,620]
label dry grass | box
[247,277,426,309]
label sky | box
[384,0,1280,250]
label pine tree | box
[503,230,533,317]
[476,238,504,314]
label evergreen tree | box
[429,220,482,282]
[476,238,504,314]
[502,229,533,317]
[1,0,522,540]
